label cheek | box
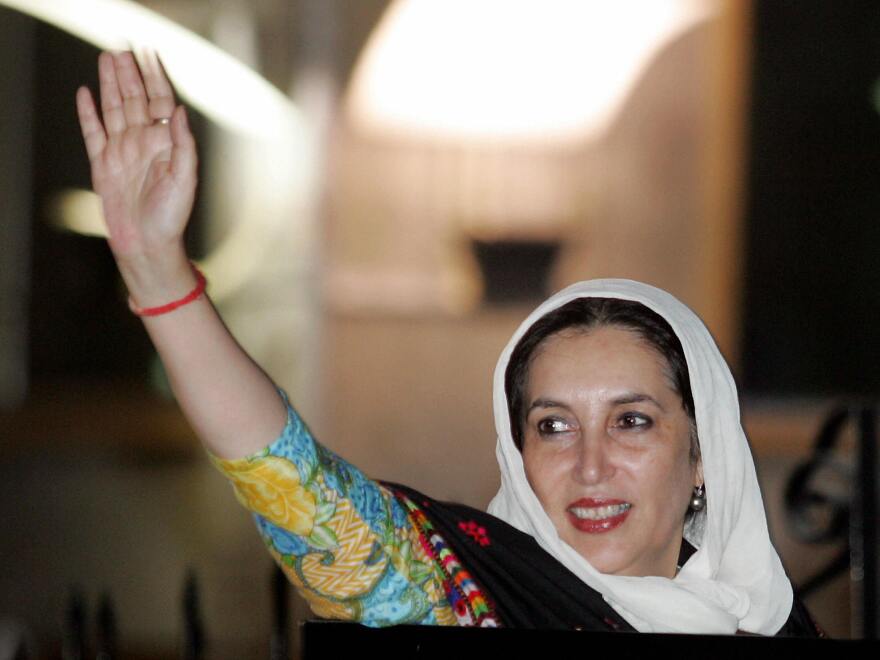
[521,443,559,503]
[660,455,699,512]
[627,446,694,505]
[652,420,696,483]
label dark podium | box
[302,620,875,659]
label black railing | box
[785,404,879,639]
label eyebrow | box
[526,392,666,416]
[611,392,666,411]
[527,398,567,415]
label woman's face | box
[521,325,702,578]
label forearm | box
[140,281,287,459]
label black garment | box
[389,484,822,636]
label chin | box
[586,558,629,576]
[570,542,629,576]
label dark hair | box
[505,297,698,460]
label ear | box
[693,459,704,489]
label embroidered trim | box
[396,493,501,628]
[458,520,491,546]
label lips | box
[566,498,631,533]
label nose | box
[573,430,615,485]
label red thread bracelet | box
[128,264,207,317]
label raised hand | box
[76,51,198,306]
[75,52,288,458]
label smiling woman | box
[75,51,821,637]
[487,280,818,634]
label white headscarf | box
[487,279,792,634]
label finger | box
[139,49,177,121]
[98,51,127,134]
[75,86,107,160]
[114,51,151,126]
[169,106,197,186]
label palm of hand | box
[77,51,197,263]
[93,122,190,259]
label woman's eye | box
[618,412,652,430]
[536,418,572,435]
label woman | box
[489,284,814,633]
[76,52,819,636]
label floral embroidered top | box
[212,398,500,628]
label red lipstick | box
[566,498,631,533]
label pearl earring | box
[690,484,706,512]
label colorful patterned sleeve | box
[210,395,458,627]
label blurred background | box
[1,0,878,656]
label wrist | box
[117,247,198,309]
[129,263,207,317]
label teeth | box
[569,503,631,520]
